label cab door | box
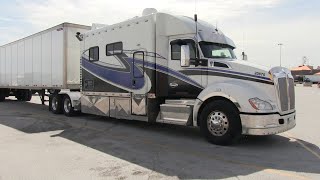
[167,38,206,98]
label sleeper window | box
[89,46,99,61]
[106,42,123,56]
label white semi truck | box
[0,9,296,145]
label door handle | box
[169,82,178,88]
[132,79,136,86]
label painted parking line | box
[285,132,320,160]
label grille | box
[288,79,295,109]
[278,78,288,111]
[277,77,295,111]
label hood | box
[208,59,272,81]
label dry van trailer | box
[0,23,90,102]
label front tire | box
[199,100,242,145]
[62,95,76,117]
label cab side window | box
[170,40,197,60]
[171,43,181,60]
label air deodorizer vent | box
[142,8,158,16]
[214,62,229,68]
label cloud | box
[16,0,284,29]
[2,0,285,45]
[228,15,320,68]
[4,0,318,68]
[0,17,13,22]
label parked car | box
[303,78,313,87]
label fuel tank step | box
[158,99,196,126]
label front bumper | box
[240,111,296,135]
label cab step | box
[158,99,196,126]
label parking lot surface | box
[0,85,319,180]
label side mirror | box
[181,45,190,67]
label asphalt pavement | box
[0,84,319,180]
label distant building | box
[291,65,320,82]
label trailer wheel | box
[62,95,75,117]
[23,90,32,101]
[27,91,32,101]
[51,94,62,114]
[15,90,24,101]
[199,100,241,145]
[0,90,5,102]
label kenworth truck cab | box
[49,9,296,145]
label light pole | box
[278,43,283,67]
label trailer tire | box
[15,90,24,101]
[51,94,63,114]
[0,90,5,102]
[23,90,32,101]
[199,100,241,145]
[62,95,76,117]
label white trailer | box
[0,23,90,101]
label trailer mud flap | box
[131,94,147,115]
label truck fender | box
[192,81,264,127]
[58,91,81,111]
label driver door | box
[167,38,207,98]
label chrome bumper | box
[240,112,296,135]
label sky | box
[0,0,319,68]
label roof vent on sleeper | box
[91,23,108,30]
[142,8,158,16]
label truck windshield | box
[199,42,236,59]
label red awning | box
[291,66,312,71]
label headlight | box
[249,97,273,110]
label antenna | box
[242,32,245,52]
[215,21,218,31]
[194,14,198,61]
[242,31,245,60]
[194,0,199,61]
[241,20,247,61]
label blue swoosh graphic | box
[132,58,203,89]
[82,57,145,90]
[82,56,203,91]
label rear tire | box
[62,95,76,117]
[51,94,63,114]
[199,100,242,145]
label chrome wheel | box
[64,98,71,113]
[52,97,58,111]
[207,111,229,136]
